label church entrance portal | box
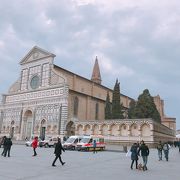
[40,120,46,140]
[22,110,33,140]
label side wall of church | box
[54,66,133,122]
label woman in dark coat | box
[52,138,65,167]
[1,136,7,156]
[130,143,139,169]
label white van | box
[76,135,105,151]
[39,137,58,148]
[63,136,83,150]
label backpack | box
[163,144,169,150]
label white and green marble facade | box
[0,46,68,140]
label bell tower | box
[91,56,102,84]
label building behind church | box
[0,46,176,145]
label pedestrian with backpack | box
[163,142,170,161]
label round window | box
[30,75,40,89]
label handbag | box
[126,150,132,157]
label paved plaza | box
[0,145,180,180]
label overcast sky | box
[0,0,180,129]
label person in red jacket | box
[32,137,38,156]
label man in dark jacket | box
[138,140,149,171]
[52,138,65,167]
[157,141,163,161]
[1,136,7,156]
[4,138,12,157]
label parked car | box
[25,140,33,147]
[63,136,83,150]
[25,137,40,147]
[39,137,58,148]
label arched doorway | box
[10,121,15,139]
[66,121,75,137]
[22,110,33,140]
[40,119,46,140]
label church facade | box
[0,46,176,144]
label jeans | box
[4,147,11,157]
[164,150,169,161]
[142,156,148,170]
[52,155,64,165]
[158,150,162,160]
[33,148,37,156]
[131,160,138,169]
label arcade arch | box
[120,124,128,136]
[92,124,99,135]
[77,124,83,135]
[141,124,151,137]
[130,124,139,136]
[110,124,119,136]
[66,121,75,137]
[84,124,91,135]
[101,124,108,136]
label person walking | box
[130,143,139,169]
[93,140,97,154]
[1,136,7,156]
[178,141,180,152]
[32,137,38,156]
[163,142,170,161]
[52,138,65,167]
[138,140,149,171]
[157,141,163,161]
[4,138,12,157]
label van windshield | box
[66,138,76,143]
[80,138,91,143]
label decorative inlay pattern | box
[6,87,66,103]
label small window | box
[95,103,99,120]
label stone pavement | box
[0,145,180,180]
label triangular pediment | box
[20,46,56,65]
